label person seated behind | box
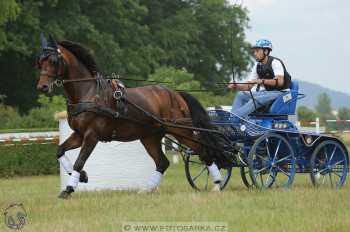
[228,39,292,118]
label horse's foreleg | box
[57,132,82,173]
[58,130,98,199]
[140,135,169,192]
[56,132,88,183]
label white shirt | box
[247,58,284,92]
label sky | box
[229,0,349,94]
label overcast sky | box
[230,0,349,94]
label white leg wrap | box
[147,171,163,189]
[58,156,73,174]
[208,163,222,183]
[172,154,179,164]
[67,170,80,188]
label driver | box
[228,39,291,118]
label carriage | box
[182,81,349,191]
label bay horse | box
[35,34,231,199]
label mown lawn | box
[1,157,350,232]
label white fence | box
[297,118,350,134]
[0,131,59,146]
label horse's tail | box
[178,91,232,168]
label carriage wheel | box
[310,140,348,189]
[184,154,232,191]
[237,150,254,188]
[248,133,296,190]
[240,166,254,188]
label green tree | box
[0,94,65,129]
[150,66,235,107]
[315,93,334,120]
[189,0,251,87]
[143,0,251,88]
[0,103,21,129]
[0,0,250,113]
[297,106,316,121]
[22,95,66,128]
[338,107,350,120]
[0,0,20,51]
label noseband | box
[38,52,101,88]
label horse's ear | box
[40,33,48,50]
[48,33,58,50]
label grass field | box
[1,157,350,232]
[1,134,350,232]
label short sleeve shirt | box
[247,58,284,91]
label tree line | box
[298,92,350,122]
[0,0,251,113]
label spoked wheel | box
[237,149,254,188]
[248,133,296,190]
[310,140,349,189]
[184,154,232,191]
[240,166,254,188]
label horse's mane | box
[58,40,99,75]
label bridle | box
[37,49,127,107]
[38,50,66,90]
[38,50,102,89]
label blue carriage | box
[184,81,349,190]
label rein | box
[51,76,170,89]
[51,77,231,93]
[40,50,254,92]
[43,54,252,93]
[52,77,98,87]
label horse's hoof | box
[79,170,88,183]
[58,186,74,199]
[58,190,71,199]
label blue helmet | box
[252,39,273,51]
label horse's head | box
[35,33,66,93]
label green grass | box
[1,159,350,232]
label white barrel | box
[59,118,154,191]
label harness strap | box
[68,102,119,119]
[65,83,234,154]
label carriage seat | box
[250,81,299,117]
[269,81,299,115]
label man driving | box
[228,39,292,118]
